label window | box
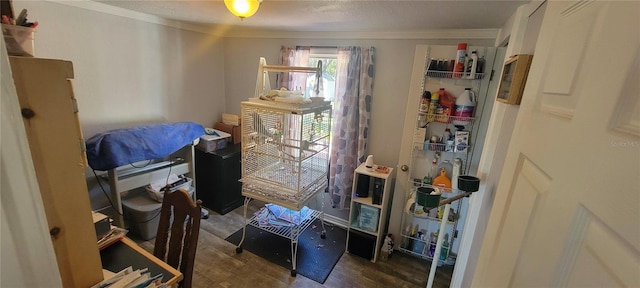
[306,47,338,101]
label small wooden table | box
[100,237,183,287]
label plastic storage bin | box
[122,187,194,240]
[197,129,231,152]
[2,24,35,57]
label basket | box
[2,24,35,57]
[416,187,440,209]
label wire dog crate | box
[240,100,332,210]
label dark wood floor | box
[132,200,453,288]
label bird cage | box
[240,100,332,208]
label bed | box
[85,122,205,227]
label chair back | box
[153,188,202,288]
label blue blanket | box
[86,122,205,171]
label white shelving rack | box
[235,58,332,277]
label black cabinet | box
[347,229,377,261]
[195,144,243,215]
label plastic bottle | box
[426,91,439,122]
[453,43,467,78]
[428,232,438,257]
[476,55,485,75]
[443,128,453,152]
[440,234,450,260]
[402,225,411,249]
[438,233,450,266]
[428,158,438,181]
[419,90,431,113]
[453,88,476,126]
[446,140,454,152]
[380,242,389,260]
[413,230,425,254]
[427,58,438,76]
[436,88,456,123]
[452,158,462,191]
[386,233,394,257]
[409,224,419,251]
[466,50,478,79]
[443,128,452,142]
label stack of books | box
[92,266,164,288]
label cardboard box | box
[214,122,241,144]
[92,211,111,240]
[454,130,470,152]
[413,127,426,150]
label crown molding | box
[221,29,500,40]
[49,1,498,40]
[47,0,213,34]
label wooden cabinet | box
[9,57,103,287]
[195,144,243,215]
[346,163,394,262]
[496,54,533,105]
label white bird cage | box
[240,100,332,209]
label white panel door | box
[474,1,640,287]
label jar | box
[429,136,440,151]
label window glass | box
[306,48,337,101]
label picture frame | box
[496,54,533,105]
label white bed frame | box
[107,142,197,227]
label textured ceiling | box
[96,0,531,33]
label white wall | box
[13,0,226,137]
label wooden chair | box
[153,188,202,288]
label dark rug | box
[225,219,346,284]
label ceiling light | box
[224,0,262,19]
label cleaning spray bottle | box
[453,43,467,78]
[466,50,478,79]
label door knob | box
[401,165,409,172]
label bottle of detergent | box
[436,88,456,123]
[453,88,476,126]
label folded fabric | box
[265,203,311,225]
